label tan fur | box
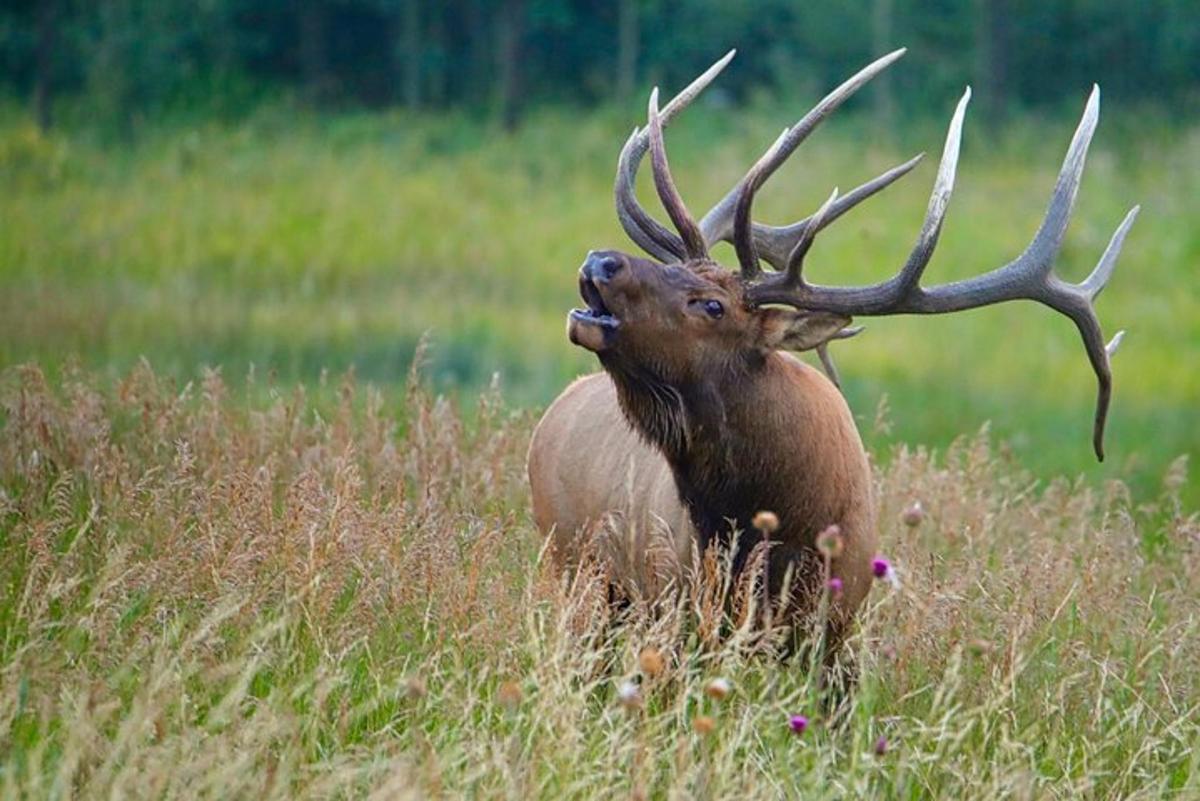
[529,250,879,638]
[528,356,877,622]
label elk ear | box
[757,309,852,352]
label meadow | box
[0,100,1196,499]
[0,362,1196,797]
[0,96,1198,797]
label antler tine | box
[614,50,736,262]
[784,187,840,287]
[699,48,907,249]
[748,153,925,269]
[616,127,688,262]
[648,88,709,260]
[814,324,864,390]
[732,128,792,279]
[747,86,1139,461]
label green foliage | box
[0,104,1195,502]
[1,0,1199,131]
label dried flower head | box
[617,680,642,710]
[693,715,716,735]
[638,647,664,677]
[901,500,925,527]
[497,680,523,711]
[752,510,779,533]
[788,714,808,735]
[704,677,732,701]
[816,524,844,558]
[827,576,844,597]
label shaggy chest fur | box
[601,351,844,576]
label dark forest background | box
[2,0,1198,132]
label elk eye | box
[703,300,725,319]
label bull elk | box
[528,49,1137,647]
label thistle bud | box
[693,715,716,735]
[497,680,523,711]
[617,680,642,710]
[752,510,779,533]
[816,524,844,558]
[638,647,664,677]
[404,677,427,701]
[901,501,925,528]
[704,677,732,701]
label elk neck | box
[601,349,850,562]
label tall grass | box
[0,102,1197,501]
[1,362,1196,798]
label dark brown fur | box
[529,252,877,636]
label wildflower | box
[901,501,925,527]
[874,735,888,756]
[788,714,808,735]
[497,680,523,711]
[816,524,844,558]
[617,680,642,710]
[693,715,716,735]
[638,647,664,677]
[752,510,779,533]
[704,677,732,701]
[872,556,900,589]
[827,576,844,597]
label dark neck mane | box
[601,350,785,556]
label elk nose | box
[583,251,623,283]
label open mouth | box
[570,276,619,329]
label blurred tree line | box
[1,0,1196,133]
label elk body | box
[528,49,1136,642]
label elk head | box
[568,48,1138,460]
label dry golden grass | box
[0,359,1197,798]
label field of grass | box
[0,100,1196,501]
[0,94,1198,796]
[0,363,1196,798]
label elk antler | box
[615,50,922,265]
[746,85,1138,461]
[613,51,1137,461]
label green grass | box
[0,364,1196,798]
[0,98,1197,504]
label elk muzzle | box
[568,251,623,352]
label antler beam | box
[747,86,1138,461]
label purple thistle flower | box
[827,576,844,597]
[874,735,888,756]
[872,556,901,589]
[789,715,808,735]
